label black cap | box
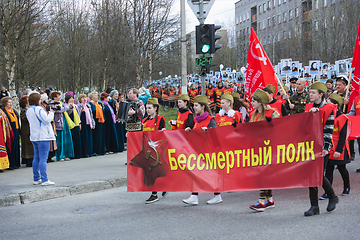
[336,75,348,85]
[290,77,298,83]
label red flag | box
[245,28,278,109]
[348,18,360,113]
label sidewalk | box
[0,151,128,207]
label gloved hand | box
[232,121,237,128]
[265,116,272,122]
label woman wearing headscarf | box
[101,92,119,154]
[65,94,82,159]
[109,90,125,152]
[1,97,20,169]
[77,94,95,157]
[49,91,74,161]
[0,114,10,172]
[89,92,106,156]
[19,96,34,167]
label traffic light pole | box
[181,0,187,94]
[199,1,205,95]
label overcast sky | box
[172,0,238,33]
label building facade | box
[235,0,360,68]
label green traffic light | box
[201,44,210,53]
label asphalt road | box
[1,167,360,240]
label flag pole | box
[274,73,292,105]
[343,67,353,112]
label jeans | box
[32,141,50,182]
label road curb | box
[0,177,127,207]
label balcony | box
[251,14,257,22]
[303,10,312,22]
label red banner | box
[348,18,360,112]
[349,116,360,140]
[245,28,278,107]
[127,112,324,192]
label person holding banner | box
[215,94,242,127]
[140,98,167,204]
[248,90,279,212]
[263,84,287,117]
[319,94,351,199]
[169,94,194,130]
[183,95,217,205]
[214,81,224,114]
[304,82,338,216]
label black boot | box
[327,196,339,212]
[304,206,320,216]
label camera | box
[46,101,61,111]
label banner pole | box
[275,73,292,105]
[343,67,353,112]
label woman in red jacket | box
[249,90,280,212]
[183,95,217,205]
[169,94,194,130]
[141,98,167,204]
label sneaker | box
[265,200,275,209]
[33,180,42,185]
[342,187,350,196]
[145,194,159,204]
[250,201,266,212]
[207,195,222,205]
[183,195,199,205]
[319,193,328,200]
[162,192,168,197]
[64,158,70,161]
[59,159,65,162]
[41,180,55,186]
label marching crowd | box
[0,75,359,216]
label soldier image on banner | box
[291,61,299,73]
[281,59,292,75]
[336,60,348,75]
[309,60,321,76]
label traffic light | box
[196,24,212,54]
[210,25,222,54]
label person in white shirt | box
[26,93,56,186]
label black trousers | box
[308,155,335,206]
[349,139,360,156]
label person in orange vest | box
[215,94,242,127]
[304,81,338,216]
[276,84,290,105]
[248,90,280,212]
[140,98,167,204]
[262,84,287,117]
[188,84,197,108]
[168,86,176,108]
[205,82,215,112]
[347,92,360,170]
[183,95,217,205]
[169,94,194,130]
[232,92,249,122]
[318,94,351,199]
[223,80,233,95]
[214,81,224,113]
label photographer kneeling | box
[27,92,56,186]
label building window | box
[284,0,287,3]
[289,10,293,19]
[259,5,262,13]
[268,18,271,27]
[247,27,250,34]
[324,0,327,7]
[295,7,299,17]
[278,33,281,41]
[283,31,287,39]
[239,16,242,22]
[268,1,271,9]
[314,0,318,9]
[278,0,281,5]
[288,31,291,38]
[247,12,250,20]
[273,0,276,8]
[263,20,266,29]
[278,14,281,24]
[244,14,246,21]
[283,12,287,22]
[259,22,262,30]
[263,3,266,12]
[272,15,276,26]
